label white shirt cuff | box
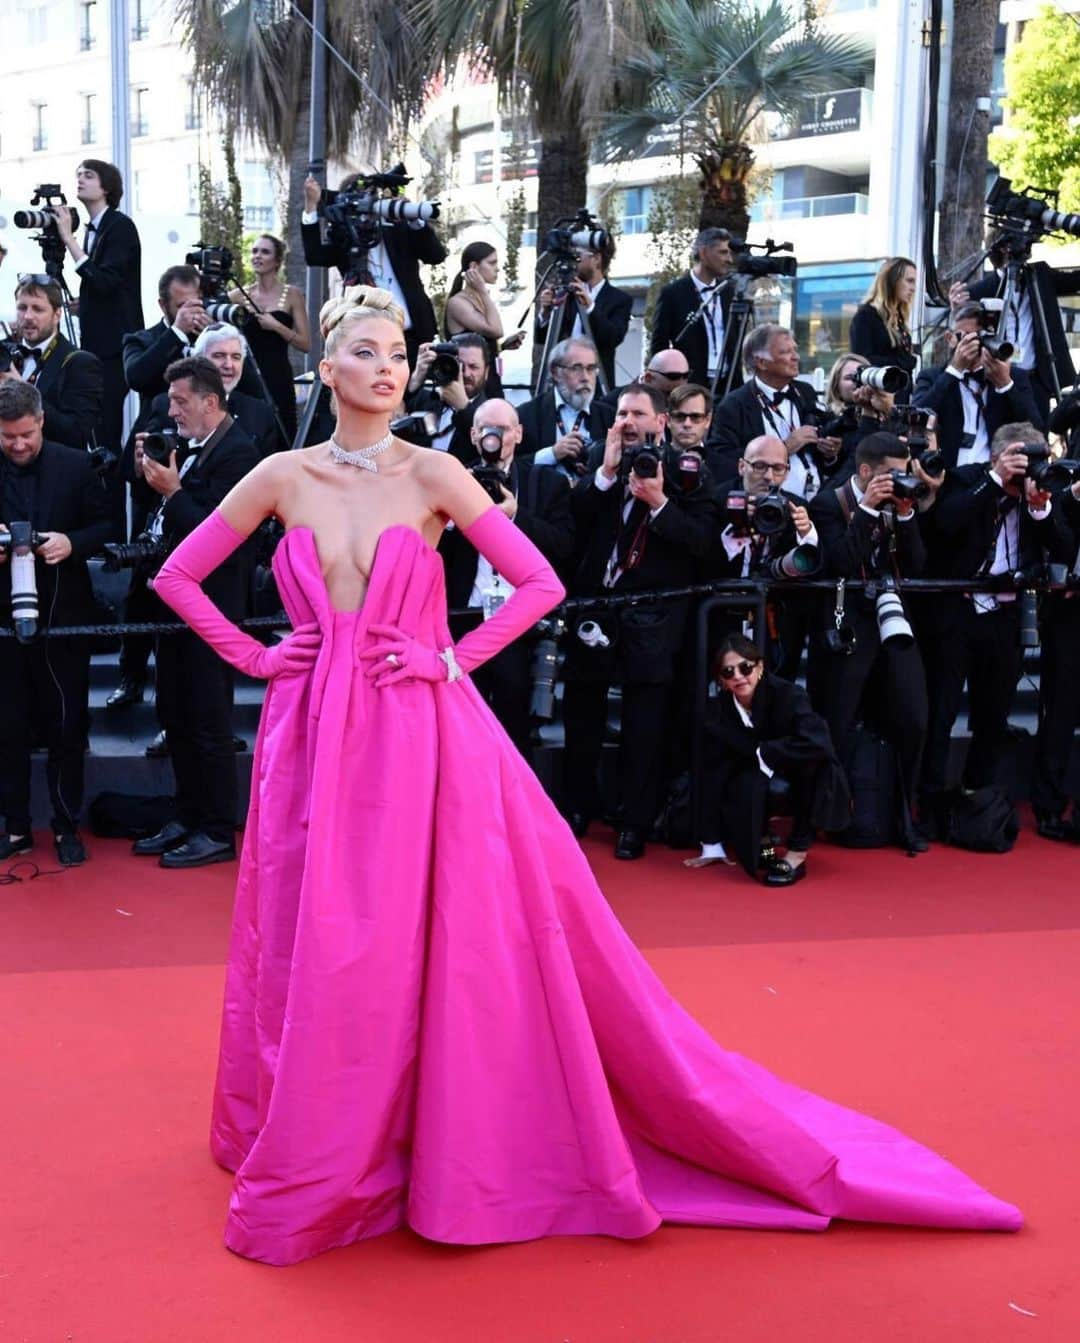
[896,509,915,522]
[993,381,1014,394]
[858,502,881,518]
[946,365,964,380]
[756,749,774,779]
[533,447,557,466]
[649,498,669,520]
[594,470,619,491]
[989,469,1005,489]
[74,255,89,271]
[169,322,188,344]
[1028,501,1052,520]
[797,524,819,547]
[301,210,319,226]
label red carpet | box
[1,827,1077,1342]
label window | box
[81,93,97,145]
[131,0,149,41]
[131,86,149,137]
[522,212,538,248]
[241,159,277,230]
[79,0,96,51]
[26,4,47,44]
[185,82,202,131]
[618,185,654,235]
[31,103,47,153]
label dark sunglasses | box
[670,410,708,423]
[17,273,54,287]
[718,660,759,680]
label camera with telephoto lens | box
[428,342,462,389]
[316,163,439,262]
[624,432,662,479]
[142,428,181,467]
[470,425,510,504]
[101,532,169,574]
[0,338,26,377]
[185,243,246,325]
[888,469,931,503]
[541,208,610,304]
[850,364,907,395]
[986,176,1080,242]
[529,615,565,721]
[1023,444,1080,489]
[13,186,80,236]
[816,404,858,441]
[733,237,798,280]
[726,487,799,539]
[0,521,45,643]
[889,405,944,476]
[874,577,914,648]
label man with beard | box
[517,337,614,477]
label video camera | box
[185,243,246,326]
[0,522,46,643]
[13,186,79,277]
[732,237,798,281]
[541,208,611,295]
[315,163,439,260]
[470,425,511,504]
[986,176,1080,244]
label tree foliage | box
[989,5,1080,216]
[198,135,246,279]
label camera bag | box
[945,785,1019,853]
[832,728,897,848]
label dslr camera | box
[185,243,246,326]
[13,185,78,275]
[849,364,907,395]
[623,432,663,480]
[0,338,26,377]
[427,342,463,389]
[726,488,795,538]
[1024,444,1080,489]
[470,425,511,504]
[0,522,46,643]
[542,208,610,298]
[101,531,169,574]
[889,405,944,477]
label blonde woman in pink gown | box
[154,287,1021,1266]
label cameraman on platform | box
[5,277,103,450]
[912,303,1042,465]
[518,337,614,474]
[562,383,716,860]
[535,238,632,391]
[0,381,113,867]
[439,398,574,755]
[650,228,739,390]
[52,160,143,449]
[404,333,490,462]
[135,357,259,869]
[302,171,446,368]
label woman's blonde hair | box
[320,285,405,353]
[863,256,915,346]
[825,352,869,412]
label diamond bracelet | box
[439,647,464,683]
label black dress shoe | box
[567,812,590,839]
[55,832,86,866]
[145,729,168,758]
[105,679,145,709]
[614,828,646,860]
[159,832,236,868]
[0,834,33,860]
[133,821,188,856]
[761,857,807,887]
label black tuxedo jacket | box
[911,365,1043,466]
[533,281,632,390]
[649,273,742,390]
[440,459,574,609]
[701,673,850,874]
[708,478,821,582]
[31,333,104,450]
[122,320,192,446]
[516,392,614,470]
[147,389,278,461]
[706,378,823,480]
[301,219,447,346]
[809,479,927,618]
[969,263,1080,402]
[930,465,1070,579]
[402,389,484,464]
[76,209,143,360]
[158,419,260,620]
[0,440,115,627]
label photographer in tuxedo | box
[135,357,259,869]
[919,422,1065,831]
[0,381,114,867]
[809,431,941,849]
[403,334,490,462]
[535,239,632,391]
[52,160,143,448]
[302,172,447,368]
[439,399,574,755]
[517,337,614,475]
[562,383,716,860]
[650,228,740,390]
[912,303,1042,466]
[708,324,844,491]
[5,277,102,450]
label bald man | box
[598,347,692,412]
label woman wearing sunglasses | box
[690,633,850,884]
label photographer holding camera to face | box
[561,383,717,860]
[402,333,490,462]
[912,303,1043,467]
[3,277,104,452]
[535,237,632,392]
[809,431,942,850]
[517,337,615,475]
[438,398,574,755]
[0,381,114,867]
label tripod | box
[529,256,610,399]
[670,275,746,401]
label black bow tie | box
[770,387,794,408]
[15,346,36,362]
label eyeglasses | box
[718,660,759,680]
[744,460,790,476]
[670,411,708,423]
[557,362,600,376]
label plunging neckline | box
[282,523,439,616]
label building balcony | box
[750,192,869,224]
[81,123,97,146]
[131,20,150,40]
[244,205,275,228]
[32,132,47,152]
[79,32,95,52]
[131,118,149,138]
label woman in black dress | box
[690,634,850,885]
[848,256,918,375]
[444,241,526,396]
[230,234,310,445]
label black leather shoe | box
[133,821,188,856]
[55,832,86,866]
[567,812,590,839]
[159,832,236,868]
[614,828,646,860]
[0,834,33,861]
[762,857,807,887]
[105,679,145,709]
[1035,812,1071,842]
[145,729,168,758]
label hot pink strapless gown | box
[211,525,1021,1265]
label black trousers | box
[562,678,669,830]
[921,599,1021,798]
[1032,598,1080,818]
[814,616,928,813]
[0,638,90,834]
[118,572,167,687]
[471,640,533,759]
[99,353,127,451]
[155,630,237,842]
[701,767,816,855]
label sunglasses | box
[670,411,708,423]
[718,660,759,680]
[17,273,54,287]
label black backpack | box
[945,785,1019,853]
[832,729,897,848]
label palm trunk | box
[696,143,755,238]
[536,113,590,240]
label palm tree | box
[176,0,427,291]
[410,0,649,237]
[602,0,868,236]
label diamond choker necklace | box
[329,431,393,473]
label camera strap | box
[833,579,847,631]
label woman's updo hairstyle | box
[320,285,405,353]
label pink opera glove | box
[361,626,448,688]
[153,510,321,679]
